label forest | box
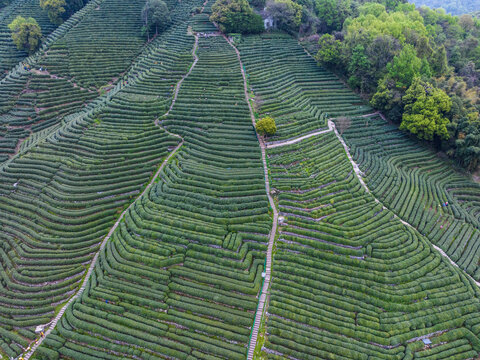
[410,0,480,16]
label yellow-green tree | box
[40,0,66,24]
[256,116,277,136]
[400,77,452,141]
[8,16,42,54]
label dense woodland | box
[410,0,480,16]
[308,1,480,171]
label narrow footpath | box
[224,35,278,360]
[20,34,199,360]
[228,36,480,357]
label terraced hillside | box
[239,34,480,359]
[264,132,480,359]
[0,0,149,164]
[342,115,480,280]
[2,2,480,360]
[0,0,56,78]
[238,33,372,141]
[0,0,207,357]
[32,34,271,360]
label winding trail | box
[228,38,480,355]
[224,35,277,360]
[20,33,199,360]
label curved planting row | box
[0,5,201,358]
[341,115,480,281]
[0,0,56,78]
[36,0,148,89]
[0,71,96,163]
[238,33,372,141]
[263,132,480,359]
[0,0,165,165]
[33,35,271,360]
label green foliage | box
[265,0,303,33]
[411,0,480,16]
[344,4,427,44]
[400,77,452,140]
[210,0,264,34]
[141,0,170,39]
[256,116,277,136]
[40,0,66,25]
[315,34,342,67]
[315,0,351,32]
[387,44,424,89]
[8,16,42,54]
[455,119,480,171]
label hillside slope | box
[1,1,480,360]
[409,0,480,15]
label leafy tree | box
[315,0,352,32]
[387,44,423,89]
[430,45,449,76]
[371,77,404,121]
[400,77,452,140]
[40,0,66,25]
[256,116,277,136]
[344,4,427,44]
[142,0,170,40]
[265,0,303,33]
[8,16,42,54]
[63,0,88,19]
[455,118,480,171]
[210,0,264,34]
[347,44,371,92]
[315,34,343,67]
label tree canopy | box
[256,116,277,136]
[8,16,42,54]
[410,0,480,16]
[210,0,264,34]
[40,0,66,25]
[307,0,480,170]
[141,0,170,40]
[400,77,452,140]
[265,0,303,33]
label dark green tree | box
[142,0,170,40]
[400,77,452,141]
[40,0,66,25]
[265,0,303,33]
[210,0,264,34]
[8,16,42,54]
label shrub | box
[256,116,277,136]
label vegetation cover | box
[1,0,480,359]
[409,0,480,16]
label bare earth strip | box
[223,35,278,360]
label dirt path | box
[331,120,480,289]
[266,124,333,149]
[19,33,199,360]
[223,34,278,360]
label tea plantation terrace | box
[1,1,480,360]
